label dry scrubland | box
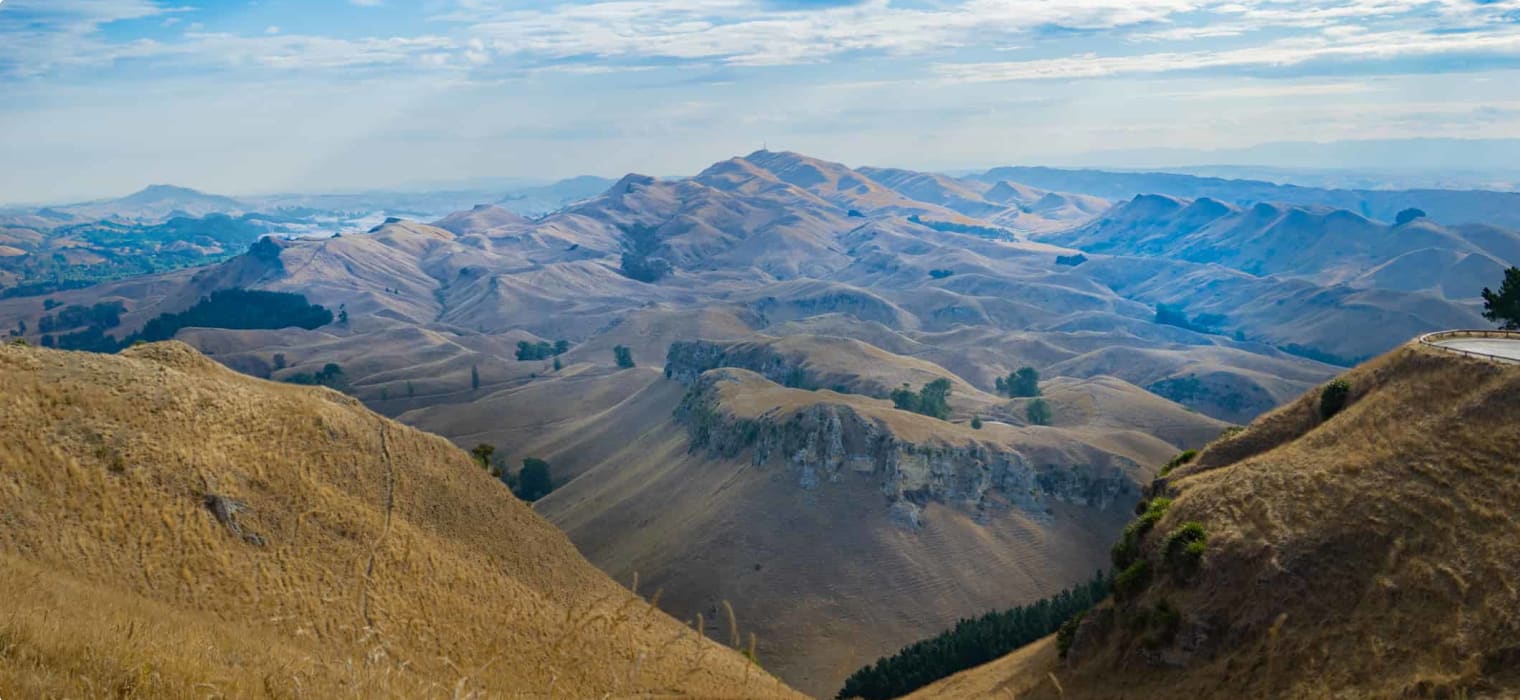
[909,342,1520,699]
[0,342,800,699]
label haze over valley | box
[6,0,1520,697]
[5,145,1519,695]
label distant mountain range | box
[968,166,1520,228]
[1057,137,1520,177]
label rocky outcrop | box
[665,340,819,390]
[676,369,1135,527]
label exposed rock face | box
[666,339,819,390]
[676,369,1135,526]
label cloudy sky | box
[2,0,1519,203]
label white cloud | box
[937,25,1520,82]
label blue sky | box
[2,0,1520,203]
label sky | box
[2,0,1520,204]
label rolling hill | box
[2,150,1513,695]
[0,341,800,698]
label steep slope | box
[0,342,800,699]
[908,342,1520,699]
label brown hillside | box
[908,342,1520,699]
[534,365,1190,696]
[0,342,800,699]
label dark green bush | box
[1113,560,1152,599]
[1112,498,1171,569]
[1319,378,1351,419]
[1026,398,1052,426]
[515,457,554,501]
[613,345,635,368]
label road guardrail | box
[1418,329,1520,364]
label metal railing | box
[1418,329,1520,364]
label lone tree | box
[471,363,481,390]
[1394,208,1427,226]
[516,457,554,501]
[1026,398,1053,426]
[613,345,635,368]
[1482,266,1520,330]
[470,443,497,475]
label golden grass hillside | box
[0,341,801,699]
[534,365,1178,696]
[906,342,1520,699]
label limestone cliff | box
[675,368,1136,528]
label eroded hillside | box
[0,341,800,699]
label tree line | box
[837,571,1111,699]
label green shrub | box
[970,416,983,430]
[1056,610,1086,658]
[1163,522,1207,556]
[1113,560,1152,599]
[1158,449,1197,477]
[1112,498,1171,569]
[1319,378,1351,419]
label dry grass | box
[0,341,801,699]
[909,342,1520,699]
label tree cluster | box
[837,571,1110,700]
[135,289,333,345]
[283,363,346,390]
[994,367,1041,398]
[890,378,952,420]
[1155,303,1225,334]
[906,214,1015,241]
[516,339,569,361]
[38,301,125,334]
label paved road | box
[1431,337,1520,361]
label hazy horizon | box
[4,0,1520,204]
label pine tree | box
[1482,266,1520,330]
